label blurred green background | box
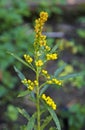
[0,0,85,130]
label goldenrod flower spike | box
[40,11,48,23]
[34,11,48,49]
[42,94,57,110]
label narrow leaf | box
[17,107,30,120]
[51,44,59,53]
[26,113,36,130]
[41,116,52,130]
[17,90,30,97]
[40,85,49,96]
[59,72,83,80]
[54,63,67,77]
[48,107,61,130]
[14,66,25,80]
[8,52,34,70]
[49,127,58,130]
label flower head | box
[42,94,57,110]
[34,11,48,49]
[47,78,62,86]
[24,54,33,63]
[46,53,58,60]
[35,60,43,67]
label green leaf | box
[49,127,58,130]
[40,85,49,96]
[26,113,36,130]
[14,66,25,80]
[77,29,85,38]
[0,86,8,97]
[50,44,59,53]
[59,72,83,80]
[20,125,26,130]
[41,115,52,130]
[7,105,18,121]
[48,107,61,130]
[17,107,30,120]
[54,63,67,77]
[7,52,35,71]
[17,90,30,97]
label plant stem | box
[36,68,40,130]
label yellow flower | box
[40,11,48,23]
[27,80,31,84]
[47,78,62,86]
[45,46,51,51]
[42,94,56,110]
[28,86,34,91]
[42,69,48,74]
[52,78,62,86]
[39,40,46,46]
[35,60,43,67]
[42,69,51,79]
[21,79,27,84]
[24,54,33,63]
[46,53,58,60]
[47,80,52,84]
[42,94,46,100]
[34,80,39,86]
[34,12,48,48]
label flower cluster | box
[35,11,48,36]
[42,94,56,110]
[42,69,50,79]
[35,60,43,67]
[24,54,33,63]
[22,79,38,91]
[47,78,62,86]
[46,53,58,60]
[34,11,50,50]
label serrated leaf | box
[41,115,52,130]
[59,72,83,80]
[17,90,30,97]
[54,63,67,77]
[14,66,25,80]
[48,107,61,130]
[17,107,30,120]
[26,113,36,130]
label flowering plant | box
[9,11,81,130]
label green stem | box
[36,68,40,130]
